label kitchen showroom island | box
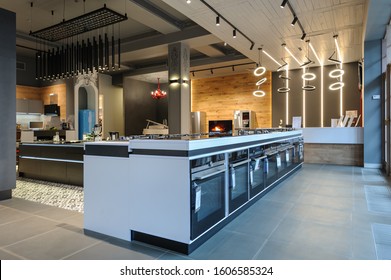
[83,130,303,254]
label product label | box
[276,154,281,168]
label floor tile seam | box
[0,215,40,228]
[2,226,68,249]
[0,247,28,260]
[29,210,82,224]
[371,225,380,260]
[60,239,108,260]
[251,201,297,260]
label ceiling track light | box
[216,16,220,26]
[233,29,237,38]
[280,0,288,8]
[291,16,298,26]
[301,33,306,41]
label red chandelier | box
[151,78,167,99]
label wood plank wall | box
[16,84,67,120]
[191,72,272,131]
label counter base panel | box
[304,143,363,166]
[132,163,302,254]
[0,190,12,201]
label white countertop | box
[127,130,302,152]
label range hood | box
[44,104,60,116]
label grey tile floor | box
[1,163,391,260]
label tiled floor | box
[1,163,391,260]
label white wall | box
[99,74,124,138]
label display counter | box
[18,142,84,186]
[83,131,304,254]
[302,127,363,166]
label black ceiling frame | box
[30,4,128,42]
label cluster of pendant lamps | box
[253,48,267,97]
[328,35,344,90]
[30,2,127,81]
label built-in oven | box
[276,143,293,178]
[228,149,250,213]
[264,145,278,188]
[249,146,266,198]
[190,153,226,240]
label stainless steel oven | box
[228,149,249,213]
[190,154,226,240]
[265,147,278,187]
[249,146,266,198]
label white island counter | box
[83,130,304,254]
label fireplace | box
[208,120,233,136]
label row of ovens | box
[190,136,304,240]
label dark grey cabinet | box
[18,143,84,186]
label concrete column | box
[168,42,191,134]
[0,8,16,200]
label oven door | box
[265,152,278,187]
[250,155,266,198]
[191,167,226,240]
[229,159,250,213]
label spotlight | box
[233,29,237,38]
[232,65,235,71]
[210,69,213,74]
[291,16,298,26]
[216,16,220,26]
[301,33,306,41]
[192,71,195,77]
[280,0,288,8]
[250,42,254,50]
[187,0,191,4]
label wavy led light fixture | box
[302,85,316,91]
[253,90,266,97]
[329,82,344,91]
[277,87,290,93]
[256,77,267,85]
[302,72,316,81]
[329,69,345,78]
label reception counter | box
[302,127,363,166]
[83,131,304,254]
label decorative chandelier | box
[29,2,127,80]
[151,78,167,100]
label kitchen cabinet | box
[18,143,84,186]
[16,99,43,114]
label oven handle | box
[193,168,226,180]
[229,158,251,168]
[251,155,267,161]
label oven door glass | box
[265,153,278,187]
[229,161,249,213]
[250,157,265,198]
[191,171,225,240]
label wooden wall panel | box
[40,84,67,120]
[16,85,41,100]
[191,72,272,130]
